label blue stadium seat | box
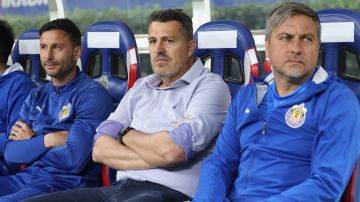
[81,21,141,187]
[193,20,260,96]
[11,29,49,86]
[81,21,141,109]
[317,9,360,202]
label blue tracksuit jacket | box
[2,69,112,190]
[194,67,360,202]
[0,66,36,176]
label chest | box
[237,101,320,158]
[26,91,78,135]
[131,88,191,132]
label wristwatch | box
[119,127,134,144]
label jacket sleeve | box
[4,135,47,164]
[193,91,242,202]
[4,90,50,164]
[0,78,35,157]
[265,87,360,201]
[37,87,113,173]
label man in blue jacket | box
[194,2,360,202]
[0,20,36,176]
[0,18,113,201]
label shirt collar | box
[147,58,204,89]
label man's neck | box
[274,79,302,97]
[159,58,195,88]
[51,67,77,87]
[272,70,312,97]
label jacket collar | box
[255,66,330,106]
[51,67,84,93]
[1,63,24,77]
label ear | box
[74,46,82,61]
[187,39,196,57]
[265,39,270,59]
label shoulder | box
[75,74,112,103]
[320,76,359,110]
[5,71,33,84]
[78,73,109,93]
[195,70,228,89]
[126,74,157,92]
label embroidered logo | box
[36,105,42,112]
[58,103,71,121]
[285,103,307,128]
[99,75,109,89]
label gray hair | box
[265,2,321,41]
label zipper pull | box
[262,122,266,135]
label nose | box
[42,48,54,60]
[155,41,165,53]
[290,39,302,54]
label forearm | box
[93,135,152,170]
[122,129,185,167]
[4,135,47,164]
[43,131,69,148]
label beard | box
[272,64,313,85]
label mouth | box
[287,59,304,65]
[45,63,58,69]
[154,55,170,63]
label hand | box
[44,131,69,148]
[9,121,35,140]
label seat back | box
[81,21,141,108]
[11,29,49,86]
[318,9,360,202]
[318,9,360,100]
[193,20,260,96]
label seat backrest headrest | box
[81,21,141,108]
[318,9,360,100]
[193,20,260,96]
[11,29,49,86]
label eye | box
[303,36,314,42]
[55,45,62,50]
[148,39,156,44]
[279,35,290,42]
[40,44,46,50]
[165,39,174,44]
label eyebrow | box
[277,32,316,38]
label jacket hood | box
[255,66,332,106]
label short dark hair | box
[0,20,14,65]
[39,18,81,47]
[148,9,193,41]
[265,2,321,41]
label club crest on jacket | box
[285,103,307,128]
[58,103,72,121]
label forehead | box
[273,15,318,36]
[40,29,71,43]
[148,20,182,37]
